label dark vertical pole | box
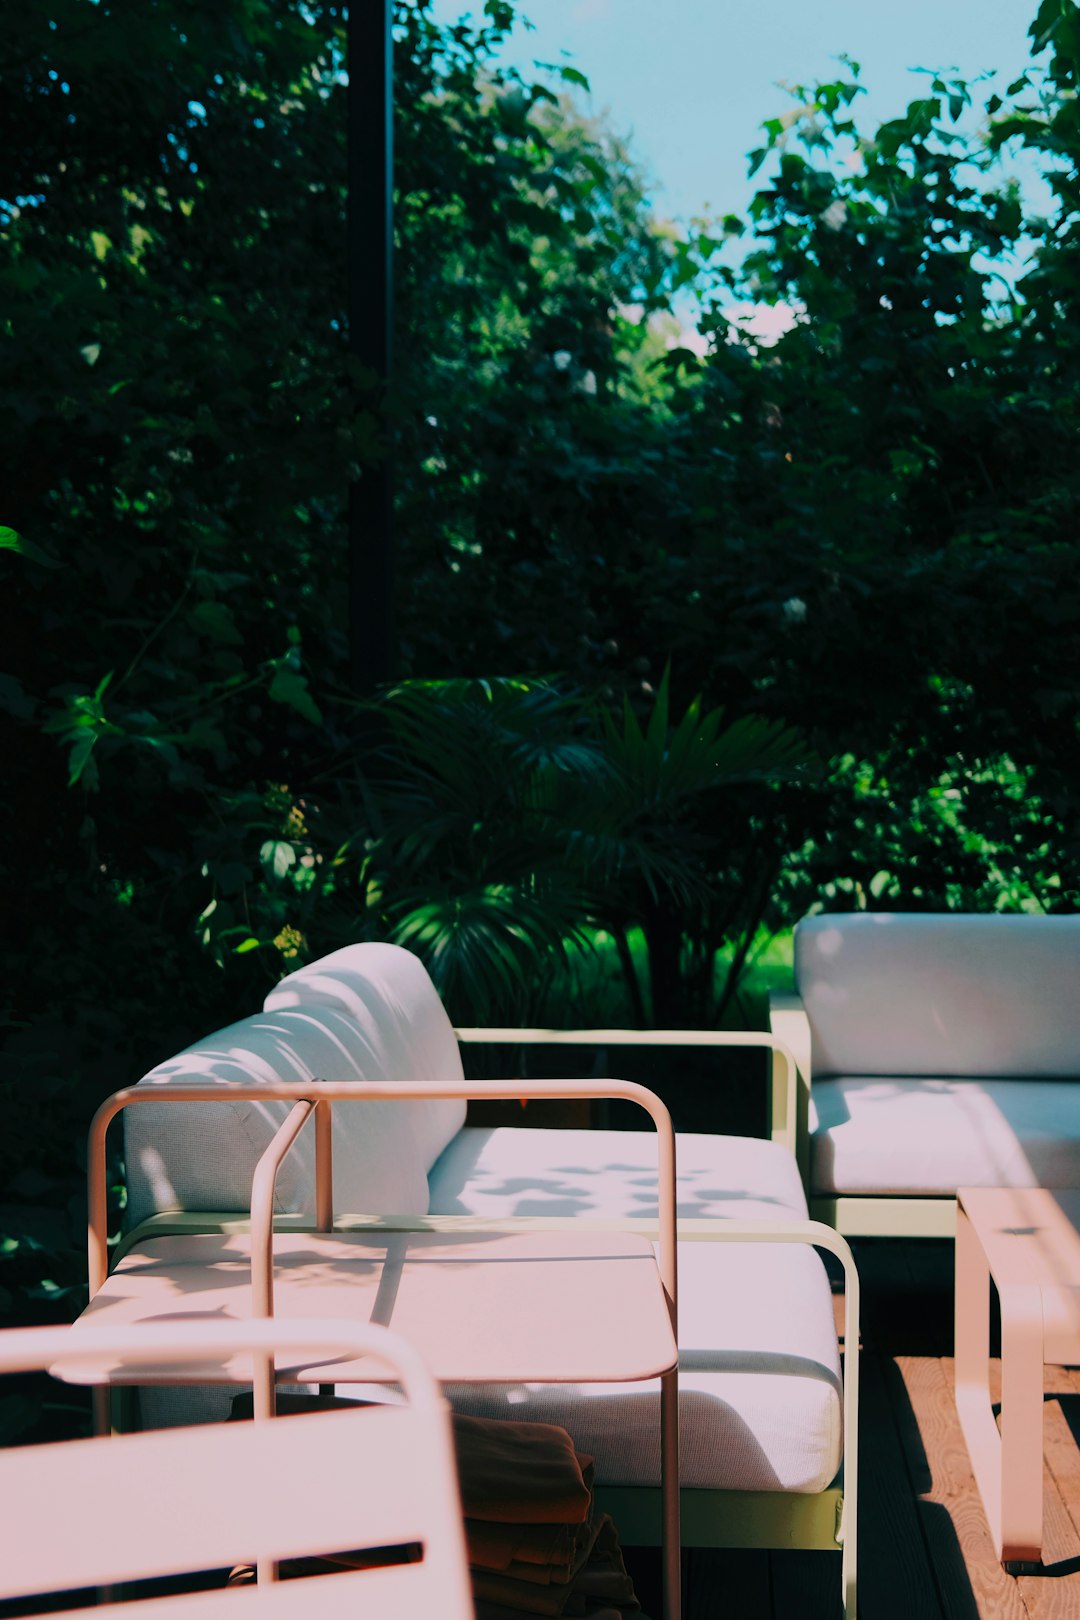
[348,0,394,692]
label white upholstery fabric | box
[125,1005,458,1231]
[264,942,466,1171]
[795,912,1080,1078]
[427,1127,809,1222]
[139,1128,843,1490]
[811,1076,1080,1196]
[138,1238,844,1494]
[445,1241,843,1493]
[430,1129,840,1494]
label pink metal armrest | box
[89,1077,677,1332]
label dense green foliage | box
[4,0,1080,1323]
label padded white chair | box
[0,1317,472,1618]
[771,912,1080,1236]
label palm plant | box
[359,672,817,1026]
[557,668,818,1023]
[358,678,605,1022]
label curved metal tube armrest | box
[250,1101,315,1318]
[453,1026,800,1161]
[674,1216,858,1615]
[767,995,812,1186]
[89,1077,678,1337]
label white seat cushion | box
[135,1237,844,1496]
[426,1127,809,1222]
[430,1129,840,1494]
[444,1240,843,1493]
[136,1128,843,1492]
[811,1076,1080,1196]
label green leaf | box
[234,938,262,954]
[67,731,100,788]
[558,65,590,91]
[0,527,59,568]
[268,668,322,725]
[192,601,244,645]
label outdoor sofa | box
[770,911,1080,1237]
[111,941,858,1616]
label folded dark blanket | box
[467,1516,588,1574]
[468,1513,596,1581]
[471,1514,640,1618]
[453,1413,594,1526]
[472,1504,602,1594]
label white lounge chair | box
[771,911,1080,1236]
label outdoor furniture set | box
[73,940,857,1620]
[7,909,1080,1616]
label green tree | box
[0,0,700,1215]
[612,3,1080,921]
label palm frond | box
[595,664,817,808]
[386,883,593,1021]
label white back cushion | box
[126,945,466,1227]
[795,913,1080,1078]
[264,943,466,1173]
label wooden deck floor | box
[627,1239,1080,1620]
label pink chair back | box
[0,1317,472,1619]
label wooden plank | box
[857,1351,945,1620]
[1016,1380,1080,1616]
[1045,1368,1080,1551]
[895,1354,1026,1620]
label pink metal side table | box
[955,1185,1080,1570]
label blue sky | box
[435,0,1040,227]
